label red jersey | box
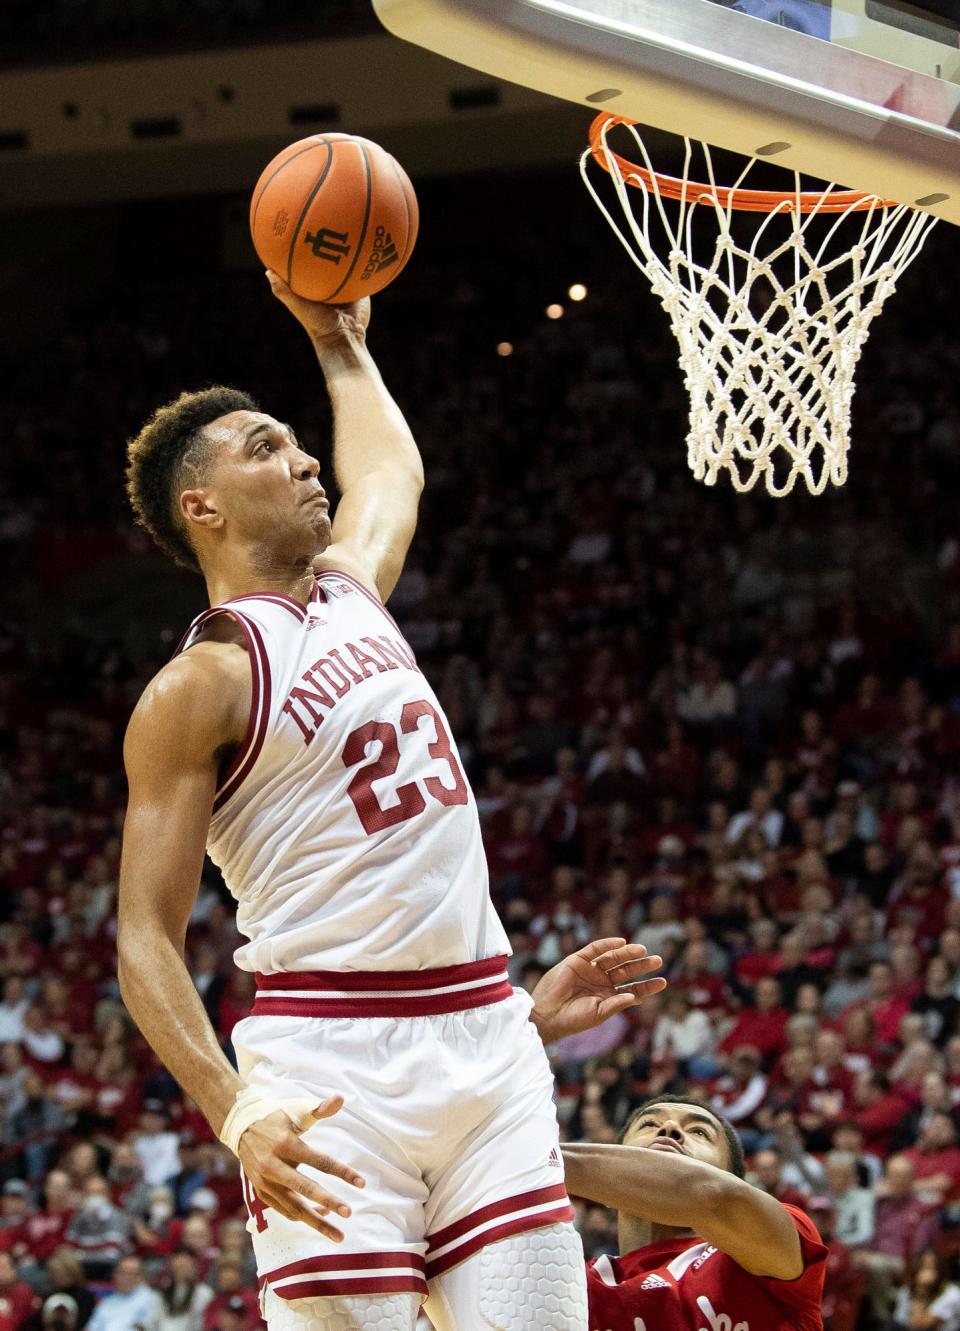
[586,1204,826,1331]
[19,1210,74,1262]
[674,973,730,1013]
[718,1009,789,1061]
[903,1146,960,1200]
[0,1282,38,1331]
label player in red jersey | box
[563,1096,827,1331]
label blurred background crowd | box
[2,16,960,1329]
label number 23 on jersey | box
[342,698,468,835]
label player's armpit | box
[118,642,251,1133]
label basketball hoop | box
[580,114,938,496]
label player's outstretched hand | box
[265,269,371,344]
[236,1095,365,1242]
[529,938,667,1045]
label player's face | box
[623,1103,730,1172]
[200,410,332,555]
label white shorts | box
[231,956,572,1308]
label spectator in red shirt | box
[106,1145,149,1216]
[734,917,781,987]
[94,1047,142,1137]
[650,722,702,806]
[202,1262,260,1331]
[485,802,550,896]
[47,1043,100,1125]
[583,732,647,812]
[762,1046,842,1150]
[709,1047,768,1146]
[839,1006,878,1075]
[39,978,92,1045]
[212,1296,252,1331]
[850,1068,913,1156]
[903,1111,960,1204]
[889,942,928,1004]
[880,780,935,848]
[813,1029,854,1101]
[672,939,729,1013]
[844,961,910,1048]
[892,1045,945,1122]
[213,973,253,1046]
[718,976,789,1064]
[890,868,947,950]
[19,1170,76,1265]
[0,1252,37,1331]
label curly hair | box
[620,1095,746,1179]
[126,386,259,572]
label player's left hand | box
[266,269,371,344]
[529,938,667,1045]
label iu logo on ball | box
[304,227,351,263]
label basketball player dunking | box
[118,276,662,1331]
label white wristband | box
[219,1087,321,1157]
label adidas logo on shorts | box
[640,1273,671,1290]
[548,1147,562,1168]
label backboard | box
[372,0,960,224]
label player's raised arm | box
[266,273,424,602]
[562,1138,803,1280]
[118,639,362,1241]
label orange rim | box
[588,113,897,214]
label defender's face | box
[198,410,332,553]
[624,1102,730,1172]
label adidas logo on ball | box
[361,226,399,280]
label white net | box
[580,119,938,496]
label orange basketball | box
[250,134,419,304]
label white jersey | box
[176,569,510,973]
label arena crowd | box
[1,179,960,1331]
